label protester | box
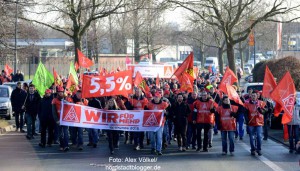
[25,84,41,140]
[187,91,198,149]
[287,101,300,153]
[11,82,27,133]
[38,89,54,147]
[87,97,102,148]
[244,92,267,156]
[215,96,238,155]
[13,70,24,82]
[171,93,191,151]
[0,70,11,85]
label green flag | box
[69,61,78,84]
[32,62,54,96]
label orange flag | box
[219,67,238,93]
[77,48,94,68]
[173,52,194,80]
[270,71,296,124]
[134,71,150,93]
[179,72,194,93]
[53,67,63,86]
[66,74,78,93]
[156,74,160,88]
[262,66,277,99]
[4,64,13,75]
[225,84,244,106]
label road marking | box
[239,142,285,171]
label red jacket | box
[193,99,215,124]
[244,100,266,126]
[216,105,238,131]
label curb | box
[0,125,15,135]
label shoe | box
[202,149,208,152]
[179,147,183,151]
[124,140,128,144]
[263,138,268,141]
[33,133,39,136]
[157,151,163,155]
[257,151,262,156]
[71,144,77,148]
[187,146,190,150]
[174,138,177,141]
[26,135,31,140]
[134,146,140,150]
[47,144,52,147]
[289,149,294,153]
[15,128,19,132]
[39,143,45,148]
[251,151,255,156]
[20,130,25,133]
[192,146,196,150]
[235,136,238,139]
[222,152,227,155]
[78,146,83,150]
[31,136,35,139]
[64,147,69,152]
[151,148,156,154]
[111,150,115,155]
[239,137,243,140]
[182,147,186,152]
[87,143,93,146]
[93,144,97,148]
[196,148,201,152]
[208,144,212,148]
[59,147,64,151]
[163,143,168,149]
[230,152,234,156]
[53,141,59,144]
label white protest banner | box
[60,101,164,132]
[127,64,173,78]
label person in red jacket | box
[215,96,238,155]
[192,91,215,152]
[145,92,169,155]
[244,92,267,156]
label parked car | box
[242,82,263,96]
[243,67,252,75]
[0,85,13,120]
[3,80,32,90]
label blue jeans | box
[235,113,245,138]
[25,113,35,137]
[15,112,24,130]
[59,125,69,148]
[71,127,83,146]
[88,128,99,144]
[149,126,163,152]
[248,126,262,152]
[287,125,299,151]
[221,131,235,153]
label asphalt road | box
[0,129,299,171]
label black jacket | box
[38,95,54,122]
[88,98,102,109]
[13,73,24,82]
[11,87,27,113]
[171,101,191,125]
[25,91,41,116]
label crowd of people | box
[5,69,300,156]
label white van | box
[204,57,218,69]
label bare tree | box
[168,0,300,73]
[20,0,137,62]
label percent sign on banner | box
[82,70,133,98]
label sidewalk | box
[268,128,289,146]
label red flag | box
[179,72,194,93]
[77,49,94,68]
[262,66,277,99]
[4,64,13,75]
[134,71,150,93]
[66,74,78,93]
[156,74,160,88]
[75,62,79,71]
[273,103,283,117]
[270,71,296,124]
[125,56,131,65]
[173,52,194,80]
[225,84,244,106]
[219,67,238,93]
[53,67,63,87]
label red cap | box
[164,90,170,95]
[57,86,64,92]
[45,89,52,94]
[154,92,162,98]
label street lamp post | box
[14,0,19,74]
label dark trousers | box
[15,112,24,130]
[263,115,270,139]
[26,113,36,137]
[175,121,188,148]
[124,131,133,143]
[168,120,174,142]
[133,132,144,147]
[40,120,54,145]
[187,122,197,147]
[107,130,119,152]
[196,123,212,150]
